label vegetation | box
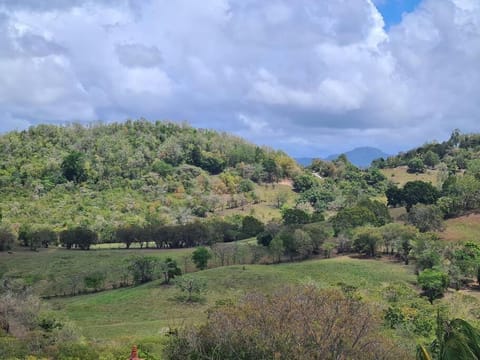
[4,124,480,358]
[164,285,409,359]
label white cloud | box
[0,0,479,156]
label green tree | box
[241,216,264,237]
[281,208,310,225]
[386,184,403,208]
[402,181,440,211]
[61,151,87,183]
[408,157,425,174]
[192,246,212,270]
[269,236,284,263]
[424,151,440,169]
[353,227,382,257]
[0,225,16,251]
[159,257,182,284]
[408,204,444,232]
[418,268,449,303]
[293,229,314,259]
[331,206,377,236]
[128,256,158,284]
[292,174,317,193]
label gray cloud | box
[0,0,479,157]
[115,43,163,68]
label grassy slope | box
[441,214,480,242]
[217,183,295,222]
[50,257,416,341]
[381,166,439,187]
[0,247,195,296]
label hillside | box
[0,120,300,238]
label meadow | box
[381,166,440,187]
[49,256,417,341]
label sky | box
[0,0,479,157]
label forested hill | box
[372,129,480,172]
[0,120,300,234]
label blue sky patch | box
[375,0,422,28]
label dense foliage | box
[0,120,300,238]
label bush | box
[192,246,212,270]
[418,268,449,303]
[163,286,408,359]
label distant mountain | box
[295,157,316,166]
[326,147,390,167]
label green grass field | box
[50,257,416,341]
[0,247,196,296]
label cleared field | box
[381,166,439,187]
[0,247,196,296]
[441,214,480,242]
[50,257,416,341]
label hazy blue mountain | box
[326,147,390,167]
[295,157,316,166]
[296,147,390,168]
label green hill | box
[0,120,300,237]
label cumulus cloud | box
[0,0,479,156]
[115,43,163,68]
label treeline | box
[6,215,265,251]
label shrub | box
[163,286,408,359]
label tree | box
[408,204,444,232]
[402,181,440,211]
[61,151,87,183]
[424,151,440,169]
[386,184,403,208]
[408,157,425,174]
[353,227,382,257]
[256,231,273,247]
[0,225,16,251]
[292,174,317,193]
[128,256,158,284]
[241,216,264,237]
[175,276,207,302]
[159,257,182,284]
[269,236,284,263]
[262,158,279,183]
[293,229,313,259]
[380,223,418,264]
[281,208,310,225]
[331,206,377,236]
[418,268,449,303]
[60,227,97,250]
[303,221,334,254]
[192,246,212,270]
[357,198,392,226]
[29,228,57,251]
